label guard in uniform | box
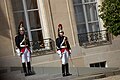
[56,30,72,77]
[15,22,33,76]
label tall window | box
[73,0,100,44]
[11,0,44,50]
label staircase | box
[0,66,120,80]
[0,55,120,80]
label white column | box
[4,0,15,56]
[37,0,51,50]
[66,0,76,46]
[97,0,106,31]
[97,0,106,40]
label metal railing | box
[30,38,55,56]
[78,30,112,48]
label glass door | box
[25,0,44,50]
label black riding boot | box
[62,64,66,77]
[27,62,33,75]
[22,63,28,76]
[65,63,72,76]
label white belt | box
[61,46,67,48]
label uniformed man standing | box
[56,29,72,77]
[15,21,33,76]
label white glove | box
[69,50,72,53]
[69,50,72,56]
[15,48,20,56]
[57,50,62,59]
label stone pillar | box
[37,0,51,50]
[97,0,106,31]
[97,0,107,40]
[0,0,15,56]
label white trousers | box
[21,48,31,63]
[58,49,69,64]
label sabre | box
[69,55,79,76]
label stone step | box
[73,73,105,80]
[0,67,120,80]
[0,70,76,80]
[33,67,119,76]
[0,67,119,75]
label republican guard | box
[56,28,72,77]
